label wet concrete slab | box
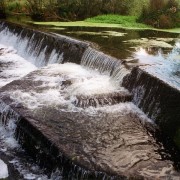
[123,65,180,152]
[0,64,179,179]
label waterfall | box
[0,20,179,179]
[0,23,62,66]
[0,99,20,152]
[81,47,129,84]
[0,22,129,86]
[122,67,180,149]
[0,100,20,128]
[0,21,132,109]
[0,22,88,67]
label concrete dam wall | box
[0,21,179,179]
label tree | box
[138,0,180,28]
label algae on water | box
[126,38,175,48]
[67,31,127,37]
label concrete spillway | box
[123,66,180,148]
[0,21,180,179]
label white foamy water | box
[134,43,179,64]
[0,100,20,152]
[133,42,180,90]
[0,31,162,179]
[0,44,37,87]
[81,47,130,84]
[83,102,153,123]
[0,101,62,180]
[10,63,127,110]
[0,119,19,151]
[0,26,64,67]
[0,159,9,179]
[9,158,62,180]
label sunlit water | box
[132,41,180,90]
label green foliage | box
[1,0,180,29]
[26,0,45,20]
[85,15,151,28]
[57,0,150,20]
[128,0,150,16]
[26,0,59,20]
[5,0,27,13]
[138,0,180,28]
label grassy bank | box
[31,15,152,30]
[30,19,180,34]
[31,21,151,30]
[85,15,150,28]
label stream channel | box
[0,18,179,179]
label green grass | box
[85,15,151,28]
[31,21,151,30]
[31,20,180,33]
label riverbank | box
[3,13,179,33]
[85,15,150,28]
[30,20,180,33]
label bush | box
[26,0,45,20]
[159,14,173,28]
[26,0,59,21]
[138,0,180,28]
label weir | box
[0,21,180,179]
[0,21,89,66]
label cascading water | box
[81,47,129,83]
[0,21,179,179]
[0,100,55,179]
[0,21,134,179]
[123,42,180,154]
[0,22,89,67]
[132,42,180,89]
[0,22,130,108]
[0,23,63,67]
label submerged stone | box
[74,92,132,108]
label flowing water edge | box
[0,21,179,179]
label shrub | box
[138,0,180,28]
[26,0,59,21]
[159,14,173,28]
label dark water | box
[24,19,180,83]
[6,15,180,61]
[51,26,179,59]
